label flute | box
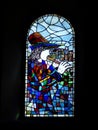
[47,56,73,66]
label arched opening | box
[25,14,75,117]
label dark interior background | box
[0,0,89,128]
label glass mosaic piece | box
[25,14,75,117]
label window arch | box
[25,14,75,117]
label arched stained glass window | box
[25,14,75,117]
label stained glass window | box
[25,14,75,117]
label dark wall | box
[0,0,89,128]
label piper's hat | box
[28,32,60,50]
